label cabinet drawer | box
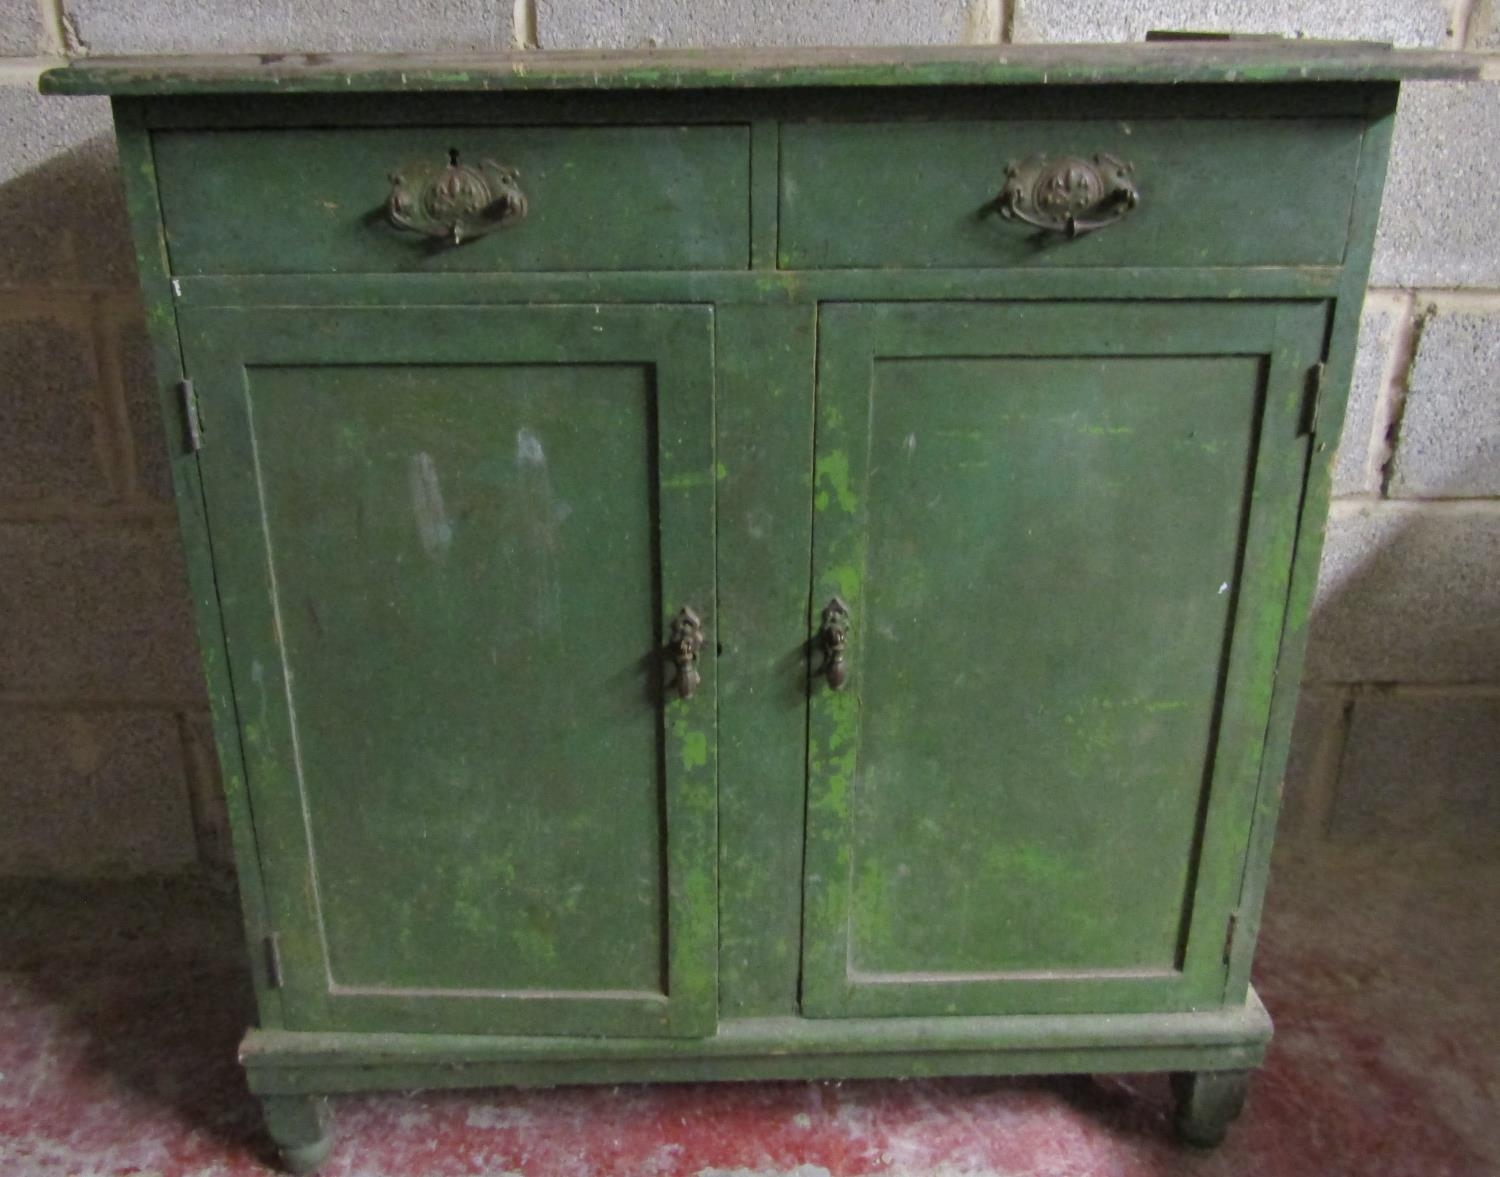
[780,118,1363,269]
[154,125,751,274]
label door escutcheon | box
[669,607,704,700]
[820,597,851,691]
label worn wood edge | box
[748,121,779,271]
[1223,90,1399,1000]
[40,45,1481,95]
[241,991,1272,1093]
[170,268,1345,310]
[130,84,1389,127]
[1174,304,1328,1009]
[110,99,286,1030]
[713,303,818,1018]
[244,1042,1271,1095]
[656,304,722,1038]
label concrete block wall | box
[0,0,1495,876]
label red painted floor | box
[2,839,1497,1176]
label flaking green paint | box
[662,471,715,491]
[813,451,857,515]
[678,727,710,772]
[826,563,862,606]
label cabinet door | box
[181,305,717,1037]
[802,301,1324,1018]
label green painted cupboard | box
[43,41,1475,1172]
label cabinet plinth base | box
[244,991,1270,1133]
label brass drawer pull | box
[669,607,704,701]
[995,152,1138,238]
[386,148,528,246]
[820,597,851,691]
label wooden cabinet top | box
[41,42,1480,96]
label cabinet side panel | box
[715,303,817,1017]
[110,98,284,1026]
[1225,88,1399,999]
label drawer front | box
[780,118,1363,269]
[154,125,750,274]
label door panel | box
[802,301,1324,1017]
[181,305,717,1037]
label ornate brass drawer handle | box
[669,607,704,701]
[386,148,528,246]
[994,152,1139,239]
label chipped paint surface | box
[813,451,857,515]
[408,452,454,560]
[679,727,710,772]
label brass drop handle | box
[387,148,528,246]
[669,607,704,701]
[820,597,851,691]
[994,152,1138,239]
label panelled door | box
[181,305,718,1037]
[801,301,1325,1017]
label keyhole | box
[448,147,460,167]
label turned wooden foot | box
[260,1094,334,1174]
[1171,1069,1250,1147]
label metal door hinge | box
[1222,911,1240,964]
[1300,362,1326,439]
[178,378,203,452]
[264,932,284,989]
